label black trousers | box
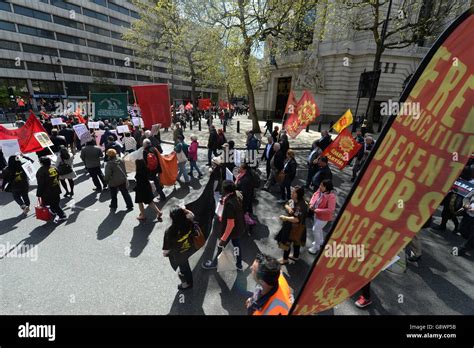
[87,166,106,190]
[48,195,66,218]
[283,244,300,260]
[12,189,30,208]
[109,183,133,209]
[177,260,193,285]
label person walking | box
[207,125,219,166]
[134,159,163,221]
[351,135,375,182]
[80,140,107,192]
[163,206,199,290]
[142,139,166,201]
[188,135,203,179]
[278,150,297,204]
[104,136,123,161]
[246,253,293,315]
[36,156,66,223]
[308,179,336,255]
[104,149,133,211]
[306,141,323,188]
[123,132,137,154]
[202,180,245,271]
[263,142,284,192]
[175,135,190,184]
[261,136,274,180]
[311,156,333,190]
[1,155,31,214]
[275,186,307,264]
[235,163,254,216]
[56,145,76,197]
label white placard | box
[0,139,21,161]
[33,132,54,148]
[116,125,130,134]
[73,124,92,145]
[151,124,161,136]
[21,161,36,182]
[132,117,140,127]
[88,121,99,129]
[51,118,62,126]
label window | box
[63,66,91,76]
[88,40,112,51]
[53,15,84,30]
[0,58,24,69]
[40,0,49,3]
[51,0,81,13]
[85,24,110,37]
[136,75,152,82]
[113,45,133,55]
[92,70,115,78]
[114,58,134,68]
[31,80,63,94]
[83,8,108,22]
[391,63,397,74]
[56,33,86,46]
[0,1,11,12]
[111,31,122,40]
[116,73,136,81]
[130,10,140,19]
[27,62,61,73]
[0,20,16,32]
[153,66,168,73]
[0,39,21,51]
[18,25,55,40]
[13,5,51,22]
[110,17,130,28]
[108,2,129,15]
[60,50,89,61]
[383,62,390,73]
[22,44,58,56]
[90,55,113,65]
[90,0,107,6]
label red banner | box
[198,98,212,110]
[0,112,47,153]
[132,84,171,129]
[291,10,474,315]
[219,100,229,110]
[285,90,320,139]
[284,90,297,115]
[322,128,362,170]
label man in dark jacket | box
[312,156,333,189]
[278,150,297,203]
[36,156,66,223]
[278,133,289,157]
[207,126,219,166]
[202,180,245,271]
[261,136,275,180]
[318,130,332,151]
[142,139,166,201]
[50,129,67,154]
[81,140,107,192]
[104,136,123,161]
[263,142,284,191]
[100,127,117,146]
[59,124,75,154]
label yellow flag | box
[332,109,353,133]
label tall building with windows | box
[0,0,220,111]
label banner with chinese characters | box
[291,9,474,315]
[322,128,362,170]
[284,90,320,139]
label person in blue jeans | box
[202,180,245,271]
[188,135,203,178]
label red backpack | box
[146,150,159,172]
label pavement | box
[0,114,473,315]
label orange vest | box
[253,274,292,315]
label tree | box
[340,0,464,132]
[183,0,318,133]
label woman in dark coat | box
[276,186,307,264]
[279,149,297,203]
[2,155,31,214]
[235,163,254,215]
[134,159,163,222]
[163,206,198,290]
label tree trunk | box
[242,45,260,133]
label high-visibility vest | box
[253,274,292,316]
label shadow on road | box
[97,210,127,240]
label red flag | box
[0,112,47,153]
[219,100,229,109]
[132,84,171,129]
[284,90,298,115]
[321,128,362,169]
[40,111,50,120]
[285,90,320,139]
[185,102,193,111]
[198,99,212,110]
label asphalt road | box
[1,142,473,315]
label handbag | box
[289,223,306,242]
[192,224,206,250]
[276,170,285,184]
[35,199,53,221]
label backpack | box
[146,150,159,172]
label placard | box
[151,124,161,136]
[117,125,130,134]
[51,118,62,126]
[88,122,100,129]
[21,161,36,182]
[0,139,21,161]
[73,124,93,145]
[33,132,54,148]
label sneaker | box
[308,246,320,255]
[278,258,289,265]
[201,260,217,270]
[289,255,299,261]
[54,215,67,223]
[355,295,372,308]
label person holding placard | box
[1,156,31,215]
[55,146,76,197]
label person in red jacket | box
[308,179,336,255]
[188,135,203,179]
